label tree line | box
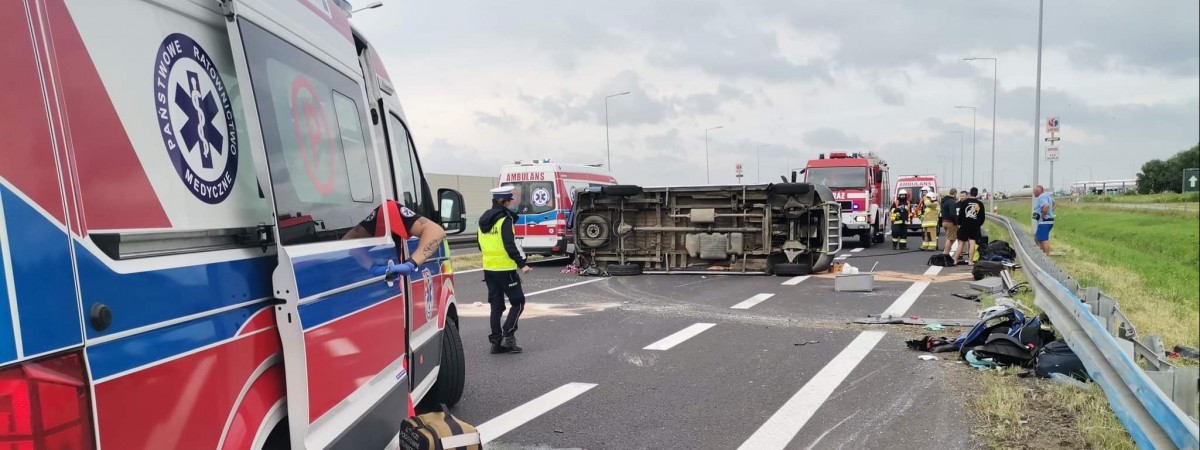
[1136,143,1199,194]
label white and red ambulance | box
[0,1,468,449]
[498,160,617,256]
[894,175,939,232]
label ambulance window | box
[238,20,380,245]
[385,112,421,212]
[331,93,373,202]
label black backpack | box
[955,307,1025,358]
[927,254,955,267]
[986,240,1017,260]
[972,260,1006,280]
[972,333,1037,367]
[1034,341,1091,381]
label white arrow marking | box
[1189,175,1197,188]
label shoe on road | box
[490,343,509,354]
[502,336,523,354]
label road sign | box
[735,163,743,178]
[1184,168,1200,193]
[1046,117,1060,133]
[1046,147,1059,161]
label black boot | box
[900,242,908,250]
[490,340,509,354]
[501,335,523,354]
[892,241,898,250]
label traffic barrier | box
[990,215,1199,450]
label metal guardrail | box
[991,215,1199,450]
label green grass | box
[1077,192,1200,203]
[973,368,1133,450]
[992,201,1199,348]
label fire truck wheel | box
[769,182,812,196]
[427,319,466,407]
[606,263,643,276]
[602,185,643,197]
[859,231,872,248]
[773,263,811,277]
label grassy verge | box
[449,253,549,272]
[992,201,1199,348]
[1077,192,1200,203]
[973,369,1133,450]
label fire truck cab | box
[799,152,890,247]
[1,1,467,449]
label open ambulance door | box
[220,1,410,448]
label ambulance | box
[498,160,617,256]
[0,1,468,449]
[893,175,939,233]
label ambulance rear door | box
[220,1,410,448]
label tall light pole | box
[948,131,964,189]
[705,126,723,183]
[1031,0,1045,228]
[954,106,977,187]
[965,57,998,211]
[604,91,630,170]
[756,144,770,183]
[351,1,383,14]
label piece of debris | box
[473,302,484,307]
[918,355,939,361]
[853,317,976,327]
[924,323,944,331]
[1174,345,1200,359]
[794,340,820,346]
[554,430,564,434]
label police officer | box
[478,186,532,354]
[919,187,940,251]
[889,191,912,250]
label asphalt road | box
[443,234,985,450]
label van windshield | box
[806,167,867,189]
[501,181,556,215]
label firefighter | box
[478,186,532,354]
[889,191,913,250]
[919,187,940,250]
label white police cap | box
[491,186,515,199]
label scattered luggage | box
[972,260,1007,280]
[972,333,1037,367]
[955,307,1026,358]
[927,254,955,267]
[1034,341,1090,381]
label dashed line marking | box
[737,331,887,450]
[525,278,605,298]
[644,323,716,351]
[850,248,864,253]
[781,276,810,286]
[731,293,775,310]
[476,382,598,444]
[880,275,935,319]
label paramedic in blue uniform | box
[1033,185,1055,255]
[343,200,447,279]
[477,186,532,354]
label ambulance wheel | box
[426,319,465,407]
[602,185,643,197]
[606,263,642,276]
[770,182,812,196]
[773,263,811,277]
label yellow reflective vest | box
[921,198,940,226]
[479,216,519,271]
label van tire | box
[773,263,811,277]
[425,319,465,407]
[770,183,812,196]
[606,263,642,276]
[602,185,643,197]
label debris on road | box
[794,340,820,346]
[854,316,976,327]
[924,323,944,331]
[919,355,939,361]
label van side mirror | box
[874,169,883,181]
[437,188,467,235]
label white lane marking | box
[731,293,775,310]
[738,331,887,450]
[644,323,716,351]
[525,278,604,298]
[476,382,597,444]
[781,276,810,286]
[455,268,483,274]
[850,248,864,253]
[834,255,850,260]
[923,266,942,276]
[880,279,933,319]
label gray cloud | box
[874,85,906,106]
[474,110,521,129]
[803,127,869,149]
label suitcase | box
[972,260,1006,280]
[397,405,481,450]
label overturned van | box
[571,183,842,276]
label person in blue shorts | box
[1033,185,1055,254]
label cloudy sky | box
[352,0,1199,192]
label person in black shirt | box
[939,188,959,255]
[952,187,986,266]
[344,200,447,275]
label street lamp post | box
[948,131,964,189]
[604,91,630,170]
[954,106,977,187]
[964,56,998,211]
[351,1,383,14]
[1031,0,1045,229]
[705,126,723,184]
[757,144,770,183]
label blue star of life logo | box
[154,33,238,204]
[422,268,436,322]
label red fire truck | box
[799,152,890,247]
